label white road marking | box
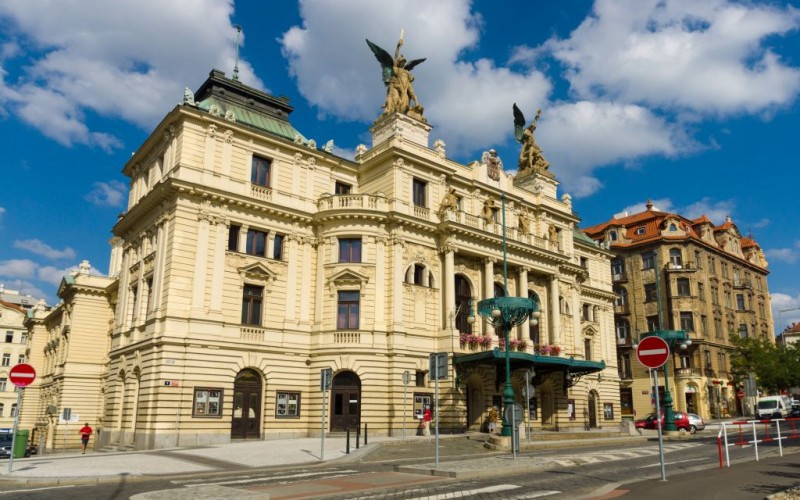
[0,485,75,495]
[173,469,359,486]
[638,457,709,468]
[408,484,520,500]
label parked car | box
[790,402,800,418]
[687,413,705,433]
[0,432,12,459]
[634,411,692,432]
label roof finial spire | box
[645,199,653,211]
[232,24,242,81]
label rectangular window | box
[273,234,284,261]
[0,378,6,391]
[715,317,722,338]
[700,315,708,335]
[603,403,614,420]
[241,285,264,326]
[611,259,624,279]
[10,404,16,418]
[415,371,426,387]
[724,291,732,309]
[680,312,694,332]
[677,278,691,296]
[694,250,702,268]
[736,294,746,311]
[647,315,659,332]
[228,224,240,251]
[644,283,657,302]
[698,282,705,300]
[17,355,24,365]
[337,290,360,329]
[413,264,425,285]
[739,323,748,338]
[339,238,362,263]
[334,182,352,195]
[4,332,12,343]
[245,229,268,257]
[1,354,9,367]
[412,178,427,207]
[20,333,27,345]
[146,277,154,312]
[680,354,691,368]
[192,388,223,418]
[619,353,631,379]
[711,286,719,305]
[275,391,301,418]
[251,156,272,188]
[641,253,655,270]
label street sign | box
[504,402,524,424]
[636,336,670,369]
[9,363,36,388]
[320,368,333,391]
[402,370,410,386]
[429,352,448,381]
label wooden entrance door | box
[588,392,598,428]
[231,369,261,439]
[330,371,361,431]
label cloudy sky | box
[1,0,799,329]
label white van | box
[756,396,792,419]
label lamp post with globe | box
[473,193,541,436]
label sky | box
[0,0,799,332]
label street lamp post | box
[475,193,541,436]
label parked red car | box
[634,411,692,432]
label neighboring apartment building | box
[22,68,617,450]
[584,201,774,421]
[0,286,41,429]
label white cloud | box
[613,196,734,223]
[544,0,800,115]
[85,180,127,207]
[0,279,49,304]
[765,241,800,264]
[13,239,76,260]
[0,0,261,148]
[538,101,679,197]
[0,259,38,279]
[771,292,800,333]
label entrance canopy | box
[453,349,605,379]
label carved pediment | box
[237,262,278,284]
[328,268,370,287]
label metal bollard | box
[346,426,350,455]
[356,424,360,449]
[364,423,368,445]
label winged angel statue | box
[366,33,426,122]
[513,103,550,174]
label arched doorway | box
[465,375,484,431]
[331,371,361,431]
[588,391,598,428]
[231,369,262,439]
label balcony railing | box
[675,367,701,378]
[240,326,265,342]
[665,261,697,272]
[733,279,753,289]
[614,304,630,315]
[612,272,628,282]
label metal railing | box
[718,418,800,467]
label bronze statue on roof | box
[513,103,550,175]
[367,31,426,122]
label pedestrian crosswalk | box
[549,442,702,467]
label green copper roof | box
[196,96,307,143]
[454,348,605,377]
[573,229,599,246]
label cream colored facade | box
[19,263,114,452]
[585,204,774,421]
[0,297,30,429]
[22,70,618,451]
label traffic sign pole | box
[653,369,667,481]
[7,364,36,474]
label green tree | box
[729,336,800,393]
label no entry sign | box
[636,336,670,369]
[9,363,36,388]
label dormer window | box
[609,230,617,241]
[669,223,677,231]
[635,227,645,235]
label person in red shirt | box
[423,406,432,436]
[78,423,93,454]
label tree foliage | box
[729,336,800,392]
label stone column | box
[517,267,529,340]
[209,216,228,315]
[237,224,249,253]
[191,211,212,313]
[392,236,405,332]
[550,276,560,345]
[152,214,169,314]
[441,241,456,330]
[572,286,581,357]
[483,258,495,337]
[299,237,312,326]
[284,234,299,327]
[374,236,387,327]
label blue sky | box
[1,0,799,331]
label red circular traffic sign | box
[9,363,36,388]
[636,336,670,369]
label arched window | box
[454,275,473,334]
[493,283,506,298]
[406,264,433,287]
[528,291,541,344]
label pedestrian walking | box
[487,406,499,433]
[423,405,432,436]
[79,423,93,454]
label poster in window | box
[275,392,301,418]
[193,387,223,418]
[604,403,614,420]
[528,397,538,420]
